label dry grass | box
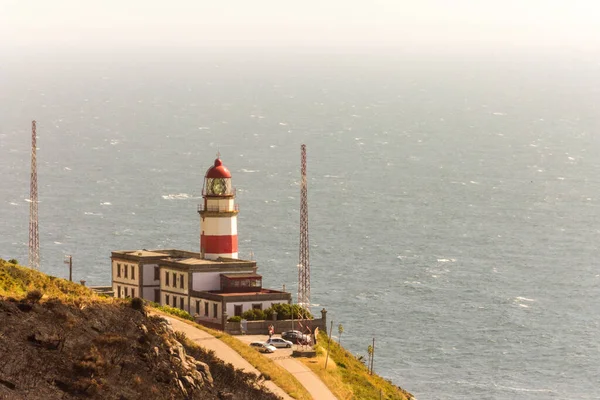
[0,259,112,305]
[151,309,312,400]
[298,331,414,400]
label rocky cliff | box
[0,260,281,400]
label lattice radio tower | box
[298,144,310,309]
[28,120,40,270]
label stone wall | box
[223,308,328,336]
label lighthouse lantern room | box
[199,157,239,259]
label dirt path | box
[235,334,338,400]
[154,313,292,400]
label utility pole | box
[371,337,376,375]
[64,255,72,281]
[324,320,333,369]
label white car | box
[250,341,277,353]
[266,337,293,348]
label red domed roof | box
[205,158,231,178]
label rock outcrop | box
[0,295,280,400]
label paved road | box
[153,313,292,400]
[236,334,338,400]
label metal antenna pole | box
[28,120,40,270]
[298,144,310,309]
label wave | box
[515,296,535,302]
[100,202,112,205]
[162,193,193,200]
[493,383,555,393]
[437,258,456,263]
[84,212,103,216]
[240,169,258,173]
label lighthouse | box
[199,157,238,259]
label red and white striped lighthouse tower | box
[199,157,238,259]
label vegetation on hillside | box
[0,259,97,301]
[298,330,414,400]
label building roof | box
[111,249,256,271]
[205,158,231,178]
[169,257,226,266]
[221,273,262,279]
[211,289,285,296]
[190,288,292,302]
[112,250,169,258]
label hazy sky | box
[1,0,599,49]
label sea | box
[1,47,599,399]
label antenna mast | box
[298,144,310,309]
[28,120,40,270]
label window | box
[154,266,159,280]
[165,294,170,306]
[131,288,135,298]
[165,271,170,286]
[213,303,218,318]
[234,304,242,317]
[124,264,128,278]
[204,302,209,317]
[180,274,184,289]
[131,265,135,280]
[117,285,121,298]
[196,300,200,315]
[124,287,129,297]
[172,272,177,288]
[117,263,121,278]
[252,303,262,311]
[180,297,184,310]
[154,289,160,302]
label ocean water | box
[1,48,599,399]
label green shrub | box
[264,303,313,320]
[8,259,18,265]
[130,297,145,313]
[26,289,43,303]
[227,316,242,322]
[241,308,266,321]
[155,305,194,321]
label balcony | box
[198,203,239,213]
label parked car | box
[266,337,293,348]
[249,341,277,354]
[281,330,310,344]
